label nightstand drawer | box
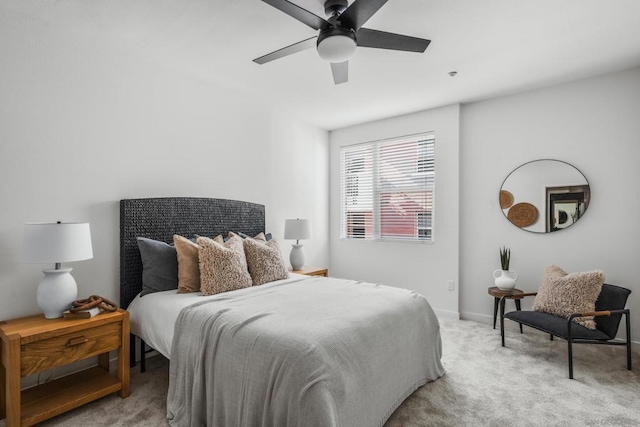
[21,321,121,376]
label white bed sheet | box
[128,273,307,358]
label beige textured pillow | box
[197,235,252,296]
[243,238,289,286]
[253,232,267,242]
[532,265,605,329]
[227,231,267,242]
[173,235,200,293]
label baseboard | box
[459,311,492,324]
[460,310,640,353]
[434,308,460,321]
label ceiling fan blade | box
[356,28,430,53]
[253,37,317,64]
[331,61,348,85]
[338,0,388,31]
[262,0,327,30]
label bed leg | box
[140,338,146,373]
[129,334,136,368]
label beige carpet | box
[3,319,638,426]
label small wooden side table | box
[0,309,129,426]
[290,267,328,277]
[488,286,524,333]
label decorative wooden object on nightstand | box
[291,266,329,277]
[0,309,130,427]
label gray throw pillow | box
[136,237,178,296]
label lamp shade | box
[317,35,357,62]
[23,222,93,264]
[284,219,312,241]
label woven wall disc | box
[507,202,538,228]
[499,190,514,209]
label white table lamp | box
[284,218,312,270]
[23,222,93,319]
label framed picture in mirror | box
[546,185,590,232]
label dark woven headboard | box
[120,197,265,309]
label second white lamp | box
[284,219,311,271]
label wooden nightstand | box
[0,309,130,426]
[291,266,328,277]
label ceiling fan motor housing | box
[255,0,431,84]
[324,0,348,17]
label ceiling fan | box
[253,0,431,84]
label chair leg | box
[568,341,574,379]
[514,299,523,333]
[500,297,506,347]
[626,312,632,371]
[567,322,574,379]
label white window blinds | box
[340,133,435,242]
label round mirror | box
[499,159,590,233]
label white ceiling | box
[7,0,640,130]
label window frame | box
[340,132,435,244]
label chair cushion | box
[532,265,604,329]
[505,310,610,340]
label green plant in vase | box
[494,246,517,290]
[500,246,510,271]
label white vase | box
[493,269,517,290]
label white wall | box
[329,105,460,318]
[0,10,329,324]
[460,67,640,345]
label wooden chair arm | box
[577,310,611,317]
[569,308,629,319]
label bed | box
[120,197,444,427]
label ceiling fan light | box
[317,35,357,62]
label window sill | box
[339,238,434,245]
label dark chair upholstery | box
[593,284,631,338]
[502,283,632,379]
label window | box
[417,212,432,239]
[340,133,435,242]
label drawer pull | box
[67,336,88,346]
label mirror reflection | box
[500,159,590,233]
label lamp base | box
[289,244,306,271]
[37,268,78,319]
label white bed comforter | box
[128,274,310,358]
[165,275,444,427]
